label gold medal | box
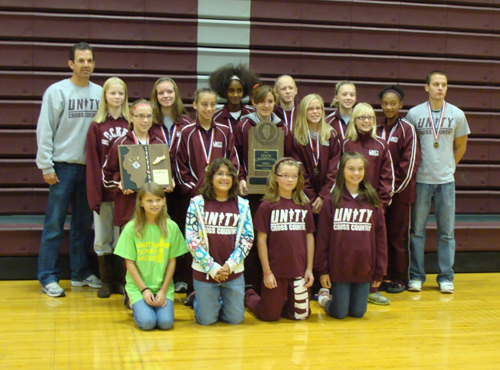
[434,142,439,148]
[314,167,320,176]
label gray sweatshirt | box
[36,78,102,174]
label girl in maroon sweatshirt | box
[377,85,421,293]
[103,99,168,228]
[315,152,387,319]
[292,93,341,216]
[86,77,130,298]
[245,158,315,321]
[209,63,260,132]
[325,81,357,140]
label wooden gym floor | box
[0,273,499,370]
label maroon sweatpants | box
[245,277,310,321]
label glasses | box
[356,116,375,121]
[214,171,234,178]
[307,107,322,112]
[143,199,163,205]
[132,114,153,120]
[275,174,299,180]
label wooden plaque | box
[246,121,284,194]
[118,144,172,191]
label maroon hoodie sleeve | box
[377,145,394,206]
[318,135,341,199]
[314,195,333,276]
[102,140,122,191]
[233,120,247,181]
[373,206,388,282]
[226,129,240,177]
[85,122,103,213]
[393,121,421,194]
[292,139,317,202]
[175,127,198,195]
[283,124,293,157]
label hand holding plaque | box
[246,121,284,194]
[118,144,172,191]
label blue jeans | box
[132,298,174,330]
[193,274,245,325]
[324,282,370,319]
[37,163,93,286]
[410,182,455,284]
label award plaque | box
[118,144,172,191]
[247,121,284,194]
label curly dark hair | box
[199,158,240,201]
[209,63,261,99]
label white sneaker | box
[439,282,454,294]
[174,281,188,293]
[317,288,331,307]
[408,280,422,292]
[71,274,102,288]
[42,282,66,297]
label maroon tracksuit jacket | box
[86,116,129,213]
[315,193,388,283]
[213,103,256,133]
[102,129,166,227]
[377,116,421,282]
[292,131,341,202]
[342,132,394,206]
[273,98,299,132]
[175,119,239,198]
[326,110,349,141]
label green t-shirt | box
[114,219,188,305]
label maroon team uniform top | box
[213,103,256,133]
[292,132,341,201]
[175,119,239,198]
[254,198,315,279]
[315,193,388,283]
[86,115,130,212]
[342,131,394,206]
[193,199,242,283]
[273,99,299,132]
[325,110,349,140]
[149,116,194,166]
[376,117,421,204]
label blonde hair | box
[345,102,377,141]
[293,94,333,146]
[133,182,169,238]
[263,158,308,206]
[330,81,356,108]
[150,77,188,124]
[93,77,130,123]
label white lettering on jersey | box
[368,149,379,156]
[333,208,373,231]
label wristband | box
[141,287,150,294]
[263,271,272,276]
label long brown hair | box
[132,182,169,238]
[331,152,381,208]
[150,77,188,124]
[199,158,240,201]
[263,157,308,205]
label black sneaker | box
[378,281,390,292]
[183,291,195,307]
[387,281,405,294]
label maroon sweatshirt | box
[325,110,349,140]
[315,193,387,283]
[102,129,165,226]
[342,132,394,206]
[175,119,239,197]
[376,117,421,204]
[86,116,129,213]
[213,103,256,133]
[149,115,194,166]
[273,98,299,132]
[234,112,293,181]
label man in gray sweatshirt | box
[36,42,103,297]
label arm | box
[393,122,421,194]
[225,200,254,273]
[454,135,468,165]
[233,122,248,194]
[175,130,198,195]
[257,231,277,289]
[184,198,222,278]
[304,233,315,288]
[373,206,388,284]
[155,257,177,308]
[36,88,61,177]
[292,139,317,202]
[226,130,241,178]
[125,259,156,307]
[85,122,102,212]
[319,134,341,200]
[314,197,332,277]
[377,147,394,206]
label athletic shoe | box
[439,282,454,294]
[378,281,390,292]
[368,292,391,305]
[174,282,188,293]
[387,281,406,294]
[41,282,66,297]
[317,288,331,307]
[183,291,195,307]
[408,280,422,292]
[71,274,102,288]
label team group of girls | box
[85,63,420,330]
